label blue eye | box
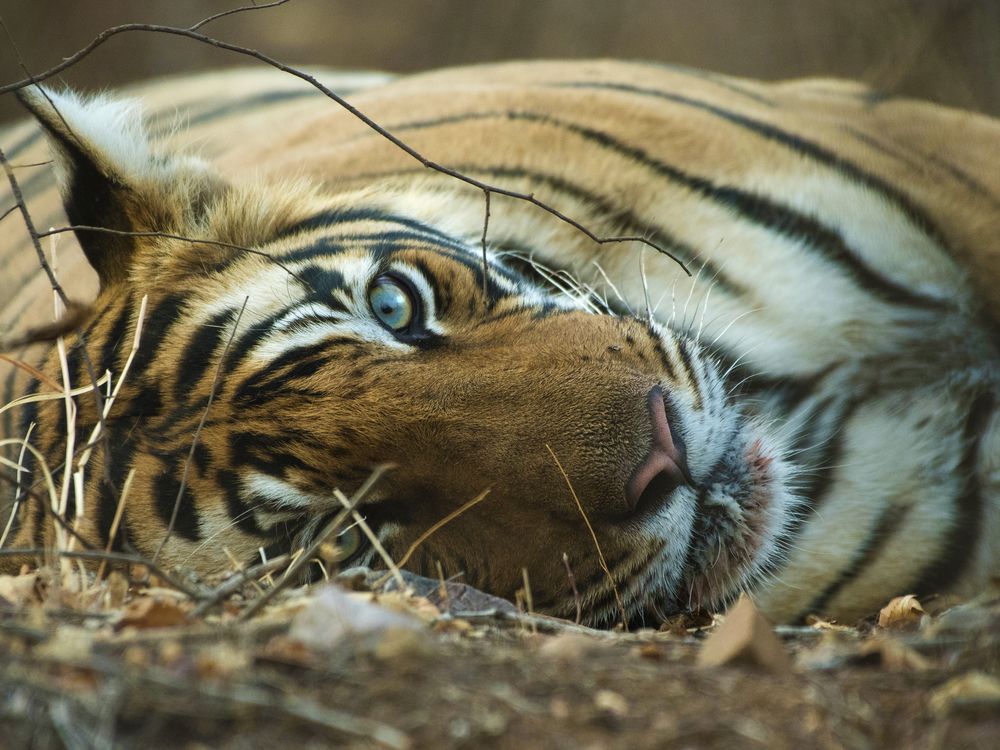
[368,275,416,331]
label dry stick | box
[0,23,691,276]
[562,551,583,625]
[188,552,290,619]
[38,226,310,286]
[480,189,491,296]
[238,465,391,621]
[152,297,248,563]
[0,204,17,222]
[545,444,627,628]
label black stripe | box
[147,88,319,138]
[454,163,740,297]
[217,469,266,537]
[388,109,947,311]
[234,340,347,406]
[129,295,186,378]
[276,207,466,248]
[797,502,912,620]
[845,126,1000,211]
[152,462,201,542]
[550,80,954,256]
[97,302,132,377]
[625,61,778,107]
[909,393,994,596]
[175,308,237,401]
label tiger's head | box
[15,86,798,626]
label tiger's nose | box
[625,385,693,512]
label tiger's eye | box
[333,526,362,561]
[368,276,415,331]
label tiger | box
[1,60,998,626]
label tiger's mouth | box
[624,412,795,622]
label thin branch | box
[480,189,491,296]
[0,21,690,274]
[0,147,71,309]
[187,0,292,31]
[188,552,290,618]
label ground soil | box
[1,567,998,749]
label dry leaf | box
[877,594,925,629]
[697,593,792,672]
[928,672,1000,718]
[119,596,190,629]
[0,572,41,607]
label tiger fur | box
[1,61,998,625]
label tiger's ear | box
[16,86,224,289]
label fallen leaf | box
[877,594,925,629]
[0,572,41,607]
[928,672,1000,718]
[118,596,190,629]
[697,593,792,672]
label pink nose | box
[625,386,692,512]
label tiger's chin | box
[631,421,800,624]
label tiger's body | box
[1,61,998,625]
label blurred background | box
[1,0,998,123]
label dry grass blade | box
[545,443,627,627]
[238,465,392,621]
[562,552,583,625]
[379,487,492,589]
[94,468,134,581]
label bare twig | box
[480,189,491,296]
[188,552,290,618]
[545,444,627,627]
[0,20,690,274]
[153,297,248,563]
[37,226,310,286]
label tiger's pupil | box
[368,276,415,331]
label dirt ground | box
[1,565,998,749]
